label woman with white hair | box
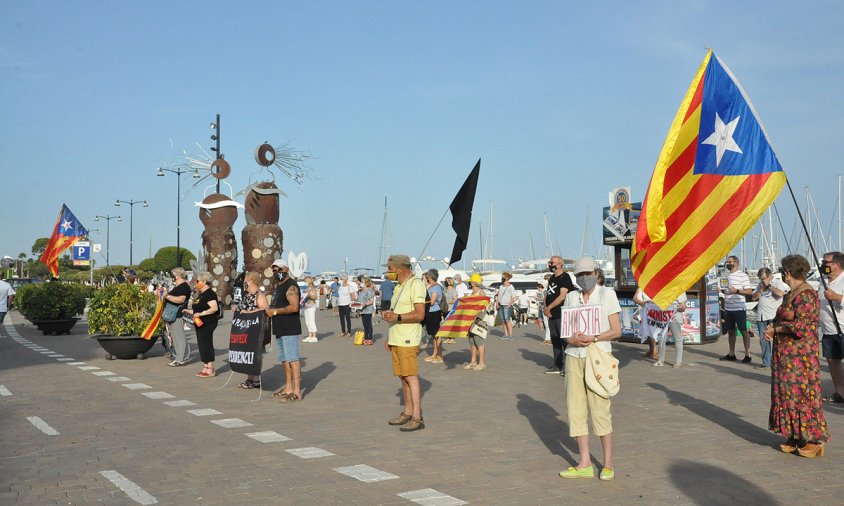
[238,271,270,388]
[163,267,192,366]
[302,277,319,343]
[183,272,220,378]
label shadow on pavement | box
[518,348,552,369]
[395,376,433,403]
[301,361,336,395]
[648,383,776,447]
[443,350,471,370]
[695,360,771,385]
[669,459,781,505]
[516,393,578,466]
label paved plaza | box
[1,308,843,505]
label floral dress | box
[768,288,830,443]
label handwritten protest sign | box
[228,310,265,375]
[640,302,676,343]
[559,304,603,338]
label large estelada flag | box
[39,204,89,278]
[435,295,490,339]
[632,50,785,308]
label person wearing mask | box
[820,251,844,404]
[444,277,459,344]
[183,272,220,378]
[163,268,192,367]
[238,271,270,389]
[382,255,427,431]
[496,272,517,339]
[764,254,830,457]
[559,257,621,480]
[268,260,303,402]
[423,269,445,363]
[719,255,754,363]
[633,288,659,360]
[543,256,575,376]
[752,267,788,369]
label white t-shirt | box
[518,293,531,307]
[723,270,752,311]
[455,282,471,299]
[564,285,621,358]
[755,277,789,322]
[0,280,15,312]
[820,273,844,335]
[497,284,516,306]
[338,284,352,306]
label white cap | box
[272,259,287,269]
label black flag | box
[448,159,480,266]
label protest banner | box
[228,310,265,375]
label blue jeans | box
[757,319,772,367]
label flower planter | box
[32,318,80,335]
[93,334,160,360]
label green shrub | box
[15,281,88,320]
[87,283,164,336]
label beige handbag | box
[585,344,620,398]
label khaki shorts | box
[391,345,419,377]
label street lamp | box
[93,215,122,266]
[114,199,148,265]
[210,114,221,193]
[157,166,201,268]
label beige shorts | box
[391,345,419,377]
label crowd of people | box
[142,248,844,480]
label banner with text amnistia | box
[228,310,265,376]
[559,304,603,338]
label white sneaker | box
[653,361,664,367]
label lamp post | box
[94,215,122,266]
[210,114,222,193]
[157,166,201,269]
[114,199,148,265]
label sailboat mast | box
[544,213,551,258]
[377,195,390,272]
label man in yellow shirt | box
[381,254,427,431]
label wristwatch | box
[397,314,402,322]
[593,336,599,343]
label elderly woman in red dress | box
[764,254,830,457]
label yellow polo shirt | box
[388,277,426,347]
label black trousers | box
[339,305,352,333]
[362,313,373,340]
[549,318,567,371]
[196,320,218,363]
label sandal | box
[823,392,844,403]
[279,393,300,403]
[240,379,261,389]
[272,390,290,399]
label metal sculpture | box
[196,187,242,307]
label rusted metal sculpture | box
[242,145,285,291]
[197,188,241,307]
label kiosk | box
[603,189,718,344]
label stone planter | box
[32,318,80,335]
[93,335,160,360]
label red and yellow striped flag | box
[141,300,164,340]
[633,50,786,308]
[435,295,490,339]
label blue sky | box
[2,1,843,274]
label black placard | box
[228,310,265,375]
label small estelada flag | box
[39,204,89,278]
